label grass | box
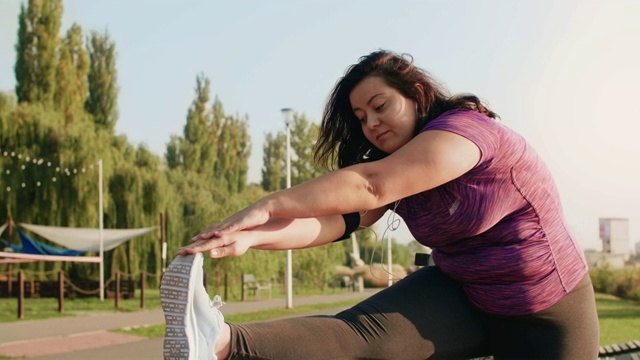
[0,285,355,323]
[595,292,640,345]
[0,289,161,323]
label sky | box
[1,0,639,251]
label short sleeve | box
[421,109,500,170]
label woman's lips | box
[376,131,389,141]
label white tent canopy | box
[19,223,156,252]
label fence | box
[1,269,157,319]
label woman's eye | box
[375,103,385,111]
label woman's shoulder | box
[425,109,494,129]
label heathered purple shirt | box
[392,109,588,316]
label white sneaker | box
[161,253,225,360]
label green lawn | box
[596,293,640,345]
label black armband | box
[334,212,360,242]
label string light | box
[1,148,97,193]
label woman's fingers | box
[180,232,252,258]
[179,237,222,255]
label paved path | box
[0,289,377,359]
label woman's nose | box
[365,115,380,129]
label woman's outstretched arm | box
[181,208,386,258]
[193,129,480,242]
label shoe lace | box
[209,294,225,309]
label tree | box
[55,23,89,123]
[86,29,118,131]
[289,113,324,185]
[14,0,63,105]
[167,76,251,193]
[261,132,285,191]
[215,114,251,193]
[260,112,324,190]
[179,74,211,174]
[165,134,183,169]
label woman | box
[173,50,599,359]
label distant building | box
[589,218,631,269]
[599,218,630,257]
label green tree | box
[86,29,118,132]
[14,0,63,105]
[260,132,285,191]
[167,76,250,193]
[55,23,89,123]
[180,74,212,174]
[289,113,324,185]
[260,113,323,190]
[215,114,251,193]
[0,92,17,115]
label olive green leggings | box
[228,267,599,360]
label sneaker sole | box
[161,253,202,360]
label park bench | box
[241,273,272,300]
[598,340,640,359]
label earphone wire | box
[368,200,402,283]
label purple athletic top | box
[392,109,588,316]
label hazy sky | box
[1,0,639,251]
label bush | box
[590,265,640,302]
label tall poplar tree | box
[86,29,118,131]
[14,0,63,105]
[181,74,212,175]
[55,23,89,123]
[215,115,251,193]
[261,132,285,191]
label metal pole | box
[282,108,293,309]
[98,159,104,301]
[160,212,167,274]
[58,271,64,313]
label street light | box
[281,107,294,309]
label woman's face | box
[349,76,417,154]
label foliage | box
[260,113,324,191]
[260,132,285,191]
[14,0,63,105]
[55,23,89,123]
[590,266,640,302]
[85,29,118,132]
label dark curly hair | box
[314,50,497,170]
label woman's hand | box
[179,231,255,258]
[192,202,270,242]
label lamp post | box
[281,108,294,309]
